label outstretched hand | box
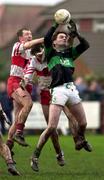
[67,19,78,38]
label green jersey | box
[44,24,89,88]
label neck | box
[54,45,67,52]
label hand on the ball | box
[67,20,78,38]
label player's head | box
[31,44,44,60]
[17,28,32,42]
[52,31,69,49]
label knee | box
[47,126,57,134]
[80,121,87,129]
[51,129,58,139]
[28,99,33,109]
[25,99,33,111]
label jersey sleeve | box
[72,36,90,60]
[12,42,25,56]
[44,23,58,58]
[72,47,80,60]
[72,35,90,60]
[23,56,47,81]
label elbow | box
[23,42,31,50]
[44,37,52,47]
[44,37,47,46]
[44,35,51,42]
[87,41,90,49]
[84,41,90,51]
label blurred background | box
[0,0,104,135]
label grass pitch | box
[0,135,104,180]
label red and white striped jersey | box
[23,57,52,90]
[10,42,31,78]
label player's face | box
[36,48,44,61]
[54,33,68,47]
[20,30,32,42]
[67,36,74,47]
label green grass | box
[0,135,104,180]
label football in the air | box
[54,9,71,24]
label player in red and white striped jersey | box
[6,28,44,150]
[23,46,51,106]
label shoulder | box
[12,42,24,51]
[13,42,21,48]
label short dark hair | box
[52,31,68,41]
[17,28,30,37]
[31,44,43,55]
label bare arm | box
[23,38,44,50]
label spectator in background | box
[0,81,13,134]
[97,77,104,100]
[74,76,87,99]
[83,80,102,101]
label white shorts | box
[51,82,81,106]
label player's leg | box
[11,87,33,146]
[64,105,92,152]
[64,106,78,139]
[7,100,20,146]
[67,102,92,151]
[31,104,63,171]
[0,102,16,163]
[6,121,16,163]
[0,134,20,175]
[40,90,64,165]
[6,101,22,162]
[42,104,65,166]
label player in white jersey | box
[6,28,44,152]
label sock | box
[6,140,14,150]
[6,159,14,165]
[16,123,25,134]
[33,147,41,158]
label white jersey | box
[10,42,31,78]
[23,57,52,90]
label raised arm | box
[75,33,90,54]
[67,20,90,57]
[44,23,58,48]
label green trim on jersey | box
[48,56,75,70]
[44,46,52,56]
[45,46,80,71]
